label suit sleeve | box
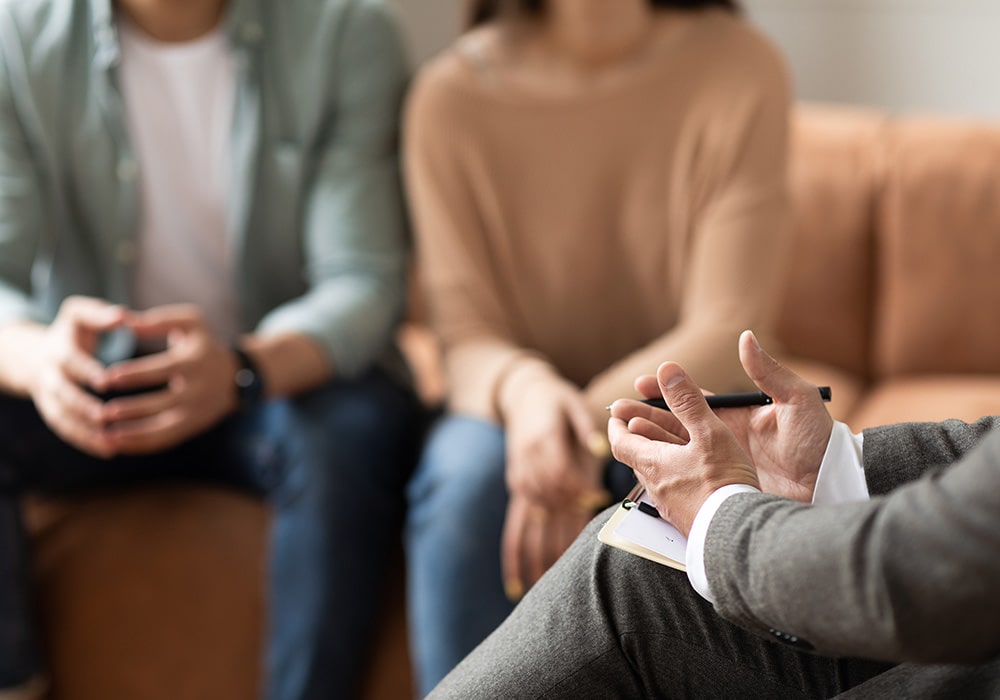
[861,417,999,495]
[705,420,1000,664]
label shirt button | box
[115,239,137,264]
[117,157,137,183]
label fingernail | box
[585,432,611,459]
[528,509,548,525]
[665,369,686,389]
[504,579,524,602]
[576,490,613,512]
[749,331,761,350]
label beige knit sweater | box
[404,9,792,424]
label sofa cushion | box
[848,376,1000,431]
[26,486,268,700]
[873,116,1000,378]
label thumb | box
[62,297,126,332]
[738,330,813,404]
[125,305,202,338]
[655,362,719,439]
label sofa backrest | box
[780,105,1000,385]
[777,104,886,380]
[873,116,1000,378]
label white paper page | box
[614,493,688,565]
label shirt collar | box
[88,0,262,70]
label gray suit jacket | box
[706,417,1000,695]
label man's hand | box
[609,360,759,537]
[99,304,239,455]
[611,331,833,503]
[25,296,126,458]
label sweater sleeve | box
[583,30,792,412]
[404,62,561,422]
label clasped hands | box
[500,367,614,601]
[28,296,242,459]
[608,330,834,538]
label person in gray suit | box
[427,330,1000,699]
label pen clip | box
[625,481,645,503]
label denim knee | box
[406,414,507,527]
[262,369,421,700]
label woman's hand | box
[503,373,610,510]
[500,493,593,601]
[499,372,613,598]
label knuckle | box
[665,386,703,415]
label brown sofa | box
[776,104,1000,429]
[22,103,1000,700]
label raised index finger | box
[654,363,723,442]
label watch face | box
[235,367,256,389]
[232,348,264,409]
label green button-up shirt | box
[0,0,411,377]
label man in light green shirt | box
[0,0,421,697]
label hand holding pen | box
[609,331,836,504]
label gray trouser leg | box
[429,508,890,699]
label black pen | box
[623,485,665,520]
[610,386,831,412]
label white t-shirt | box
[118,18,239,342]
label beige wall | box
[389,0,1000,119]
[389,0,464,66]
[744,0,1000,119]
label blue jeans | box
[404,414,636,697]
[0,368,424,700]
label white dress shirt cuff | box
[686,421,869,603]
[811,421,869,505]
[685,483,760,603]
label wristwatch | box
[231,345,265,412]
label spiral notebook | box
[597,485,688,571]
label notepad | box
[597,488,688,571]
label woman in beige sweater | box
[403,0,792,693]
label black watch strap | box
[231,345,265,411]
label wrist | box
[661,476,759,537]
[496,358,559,422]
[231,344,266,412]
[0,321,47,397]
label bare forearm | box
[241,332,333,399]
[583,319,760,417]
[0,320,46,397]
